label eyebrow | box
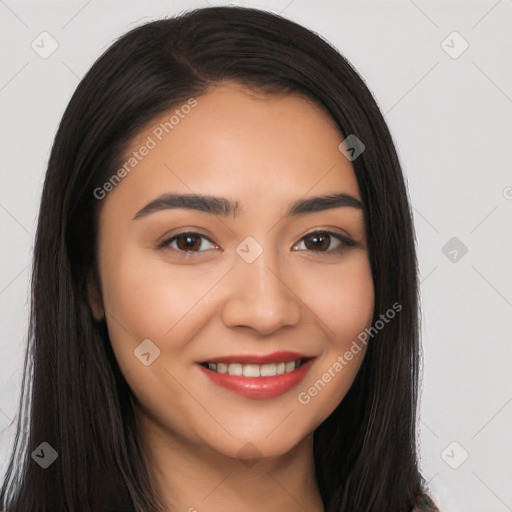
[133,192,363,220]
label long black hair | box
[1,6,437,511]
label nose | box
[221,248,302,336]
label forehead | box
[107,82,361,210]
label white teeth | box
[285,361,296,373]
[260,363,276,376]
[205,359,302,377]
[243,364,260,377]
[228,363,243,376]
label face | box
[89,82,374,461]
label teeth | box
[204,359,302,377]
[285,361,296,372]
[228,363,243,376]
[260,363,276,376]
[242,364,260,377]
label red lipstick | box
[197,351,315,399]
[198,350,310,365]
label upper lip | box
[198,350,315,365]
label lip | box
[197,350,312,365]
[197,355,316,399]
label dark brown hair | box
[1,6,436,511]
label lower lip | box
[197,359,315,399]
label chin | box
[199,426,312,464]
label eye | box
[159,231,218,255]
[158,229,356,258]
[293,230,356,254]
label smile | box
[197,352,315,399]
[201,359,303,377]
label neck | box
[135,407,324,512]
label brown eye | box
[160,232,217,255]
[295,231,356,253]
[304,232,330,251]
[175,233,202,251]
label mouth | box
[196,351,315,399]
[199,358,310,377]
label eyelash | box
[157,230,357,257]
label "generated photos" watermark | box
[94,97,198,200]
[298,301,402,405]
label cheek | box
[301,254,375,338]
[101,248,217,343]
[99,250,214,419]
[294,255,374,419]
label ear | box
[86,269,105,321]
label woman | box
[1,6,438,511]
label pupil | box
[178,234,200,251]
[307,233,329,251]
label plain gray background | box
[1,1,511,510]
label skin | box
[88,82,375,512]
